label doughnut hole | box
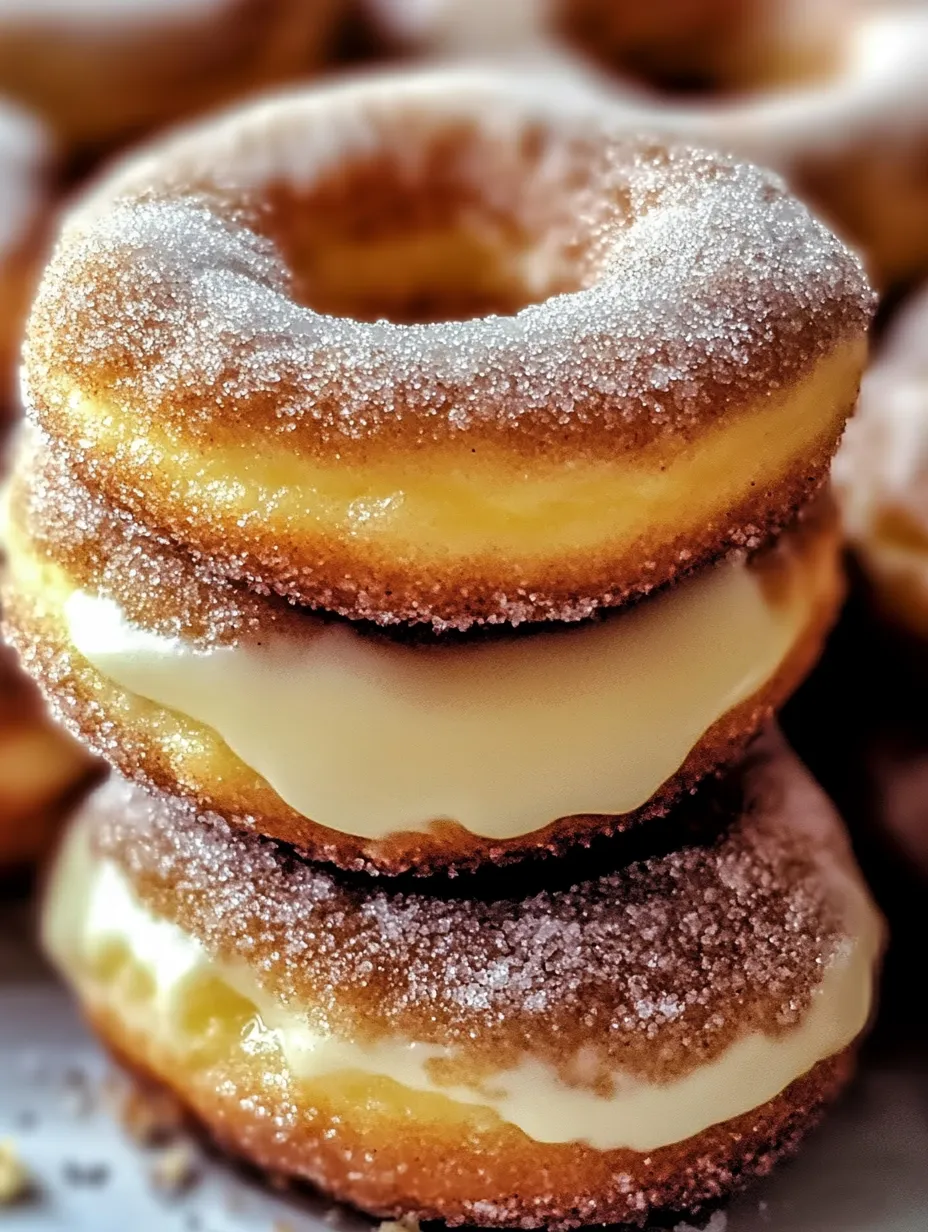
[254,120,620,325]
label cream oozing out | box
[64,544,821,840]
[45,821,881,1154]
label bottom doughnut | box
[44,732,882,1228]
[95,1023,853,1230]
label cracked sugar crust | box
[20,70,872,627]
[87,728,870,1084]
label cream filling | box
[45,827,881,1153]
[63,546,819,840]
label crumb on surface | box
[674,1212,728,1232]
[0,1139,33,1205]
[62,1159,110,1187]
[150,1144,198,1196]
[108,1074,184,1146]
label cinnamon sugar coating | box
[86,730,866,1082]
[23,69,873,627]
[27,90,869,457]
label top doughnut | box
[25,69,873,629]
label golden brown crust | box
[34,409,852,631]
[95,1019,855,1230]
[22,70,873,626]
[0,0,344,153]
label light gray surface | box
[1,894,926,1232]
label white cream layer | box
[63,546,819,840]
[45,827,880,1153]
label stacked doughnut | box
[367,0,928,288]
[2,71,883,1226]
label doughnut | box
[23,71,873,631]
[3,422,844,873]
[834,285,928,642]
[368,0,840,92]
[0,641,95,870]
[369,4,928,287]
[867,735,928,884]
[553,0,844,94]
[44,729,884,1228]
[0,0,345,154]
[650,2,928,289]
[0,98,54,407]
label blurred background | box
[1,0,928,1227]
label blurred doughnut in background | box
[364,0,928,289]
[0,97,54,406]
[0,0,347,156]
[554,0,844,94]
[0,640,95,873]
[835,283,928,643]
[820,284,928,885]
